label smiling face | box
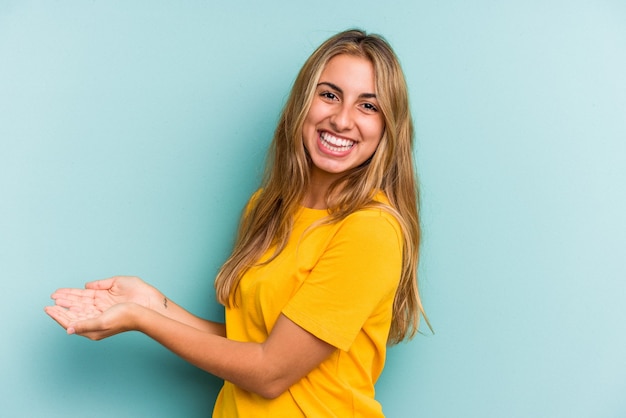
[302,54,385,185]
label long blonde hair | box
[215,29,429,344]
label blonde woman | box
[46,29,429,417]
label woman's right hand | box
[46,275,226,337]
[49,276,164,317]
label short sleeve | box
[282,210,403,351]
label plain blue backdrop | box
[1,1,625,417]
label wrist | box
[146,286,168,312]
[129,303,152,333]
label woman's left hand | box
[45,302,140,340]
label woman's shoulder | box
[341,192,402,235]
[242,189,263,215]
[348,191,396,219]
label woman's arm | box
[47,302,334,399]
[48,276,225,336]
[138,309,334,398]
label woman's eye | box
[362,102,379,112]
[320,91,338,101]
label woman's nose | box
[329,104,354,132]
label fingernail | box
[67,327,75,335]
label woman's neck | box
[302,169,336,209]
[302,184,328,209]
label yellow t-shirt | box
[213,194,403,417]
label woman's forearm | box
[150,292,226,337]
[132,305,334,399]
[133,305,273,396]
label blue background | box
[1,1,625,417]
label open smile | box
[319,131,355,153]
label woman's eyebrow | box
[317,81,377,99]
[317,81,343,94]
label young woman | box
[45,29,429,417]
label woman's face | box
[302,54,385,182]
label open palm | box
[45,276,158,332]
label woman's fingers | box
[45,303,102,330]
[68,317,97,337]
[51,288,95,304]
[44,305,77,331]
[51,291,100,313]
[85,277,116,290]
[68,304,133,340]
[53,295,93,309]
[46,310,95,337]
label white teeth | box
[320,132,355,151]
